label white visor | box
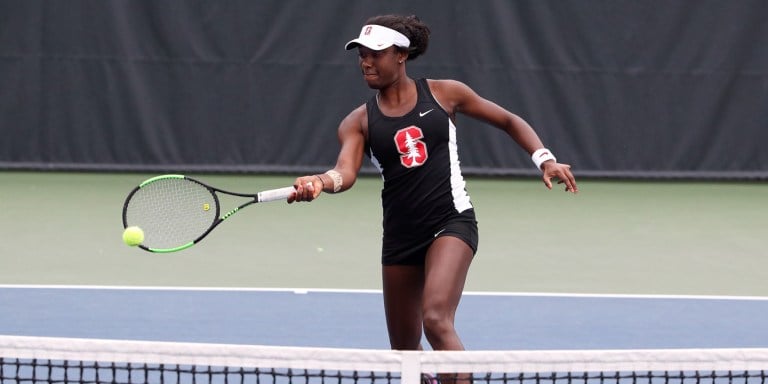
[345,24,411,51]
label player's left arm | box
[429,79,578,193]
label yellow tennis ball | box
[122,226,144,247]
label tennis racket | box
[122,174,295,253]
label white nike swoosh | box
[419,109,434,117]
[434,228,446,237]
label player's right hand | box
[288,177,321,203]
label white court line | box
[1,284,767,301]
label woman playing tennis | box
[290,14,577,357]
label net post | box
[400,351,422,384]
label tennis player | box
[290,14,577,354]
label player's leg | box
[422,235,474,384]
[382,264,425,350]
[421,235,474,351]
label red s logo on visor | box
[394,126,428,168]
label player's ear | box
[397,48,408,64]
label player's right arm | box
[325,105,367,192]
[289,105,367,203]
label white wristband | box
[531,148,556,170]
[325,170,343,193]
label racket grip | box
[257,186,296,202]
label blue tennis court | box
[1,175,767,383]
[1,174,767,353]
[1,286,766,350]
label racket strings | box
[124,178,217,250]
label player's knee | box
[422,309,455,342]
[387,322,424,350]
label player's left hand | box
[541,161,578,193]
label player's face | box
[357,46,402,89]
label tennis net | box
[1,335,767,384]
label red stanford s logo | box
[394,126,428,168]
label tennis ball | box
[122,226,144,247]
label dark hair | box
[365,14,430,61]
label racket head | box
[122,175,220,253]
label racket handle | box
[257,186,296,202]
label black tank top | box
[365,78,473,237]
